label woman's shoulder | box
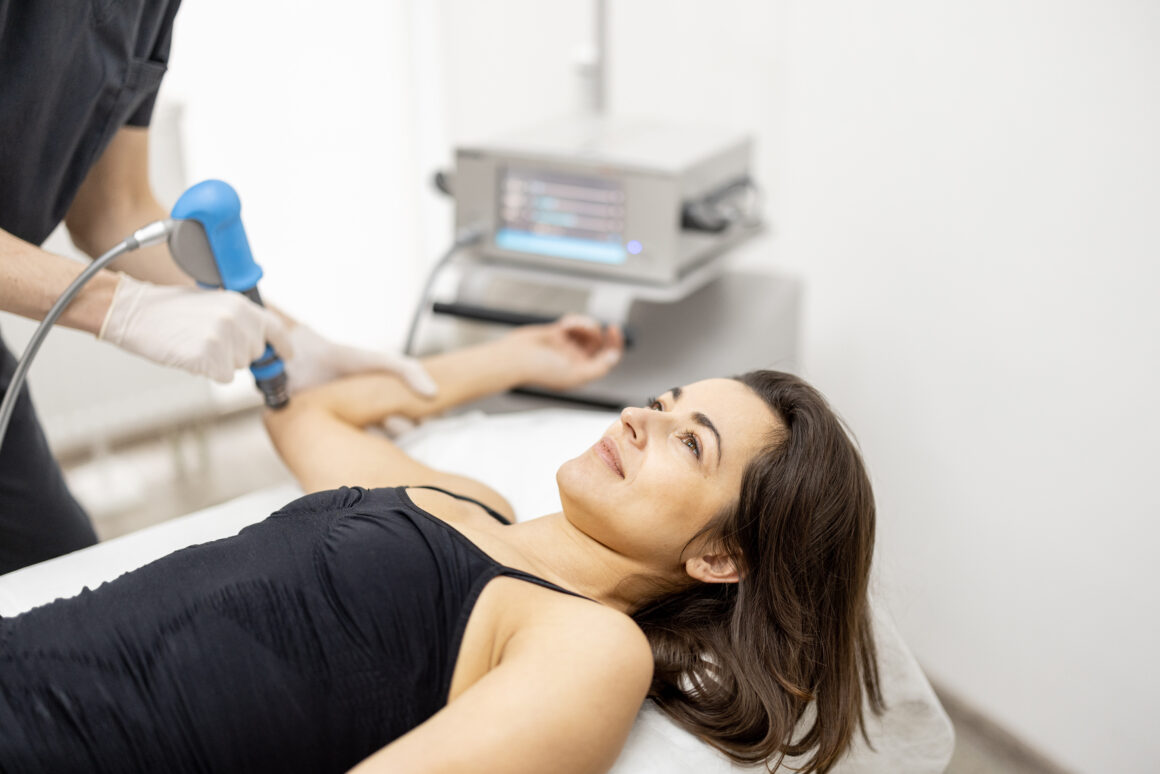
[502,592,654,706]
[449,557,652,704]
[496,578,652,670]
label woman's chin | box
[555,455,585,494]
[556,454,611,507]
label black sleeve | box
[126,0,183,128]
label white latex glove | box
[281,322,437,397]
[98,274,293,383]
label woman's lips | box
[595,437,624,478]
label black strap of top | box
[494,568,596,603]
[403,485,596,604]
[404,485,512,525]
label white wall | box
[601,1,1159,771]
[161,0,429,350]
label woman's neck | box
[501,513,658,615]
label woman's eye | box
[647,398,663,411]
[681,433,701,458]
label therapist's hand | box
[98,274,294,382]
[506,314,624,391]
[281,322,437,397]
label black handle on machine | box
[431,302,634,348]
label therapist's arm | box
[263,317,623,506]
[0,126,197,330]
[0,230,120,332]
[0,127,190,334]
[64,126,194,287]
[0,128,189,331]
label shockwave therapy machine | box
[408,115,801,410]
[0,180,286,455]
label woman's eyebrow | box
[667,387,722,467]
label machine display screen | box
[494,168,627,264]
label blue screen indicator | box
[495,229,627,264]
[497,168,627,265]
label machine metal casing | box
[454,116,756,284]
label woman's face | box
[556,378,781,574]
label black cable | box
[402,227,485,356]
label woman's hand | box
[504,314,625,391]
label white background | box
[100,1,1160,771]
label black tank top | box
[0,486,590,773]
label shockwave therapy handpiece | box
[168,180,289,409]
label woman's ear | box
[685,552,740,584]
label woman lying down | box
[0,316,882,774]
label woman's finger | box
[575,344,621,382]
[558,314,604,350]
[557,313,601,333]
[604,323,625,354]
[557,315,603,355]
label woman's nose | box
[620,406,646,446]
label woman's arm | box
[264,317,623,510]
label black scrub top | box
[0,0,183,246]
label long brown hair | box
[629,370,883,773]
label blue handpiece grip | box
[248,334,288,409]
[171,180,288,408]
[170,180,263,292]
[250,345,285,381]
